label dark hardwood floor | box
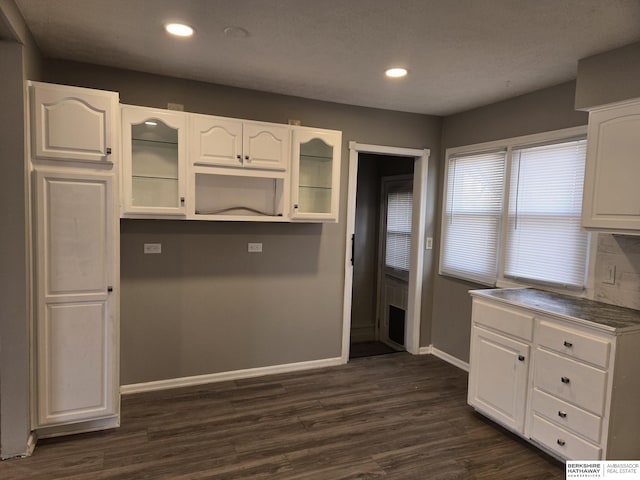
[0,353,564,479]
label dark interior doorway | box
[349,153,414,359]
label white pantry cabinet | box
[121,106,187,217]
[290,127,342,222]
[28,81,120,437]
[469,289,640,461]
[190,114,290,171]
[582,98,640,232]
[30,81,117,164]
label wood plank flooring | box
[0,353,564,479]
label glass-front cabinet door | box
[121,106,187,216]
[290,127,342,222]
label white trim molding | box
[120,356,344,395]
[431,346,470,372]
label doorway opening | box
[342,143,430,361]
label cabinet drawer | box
[531,388,602,444]
[537,320,611,368]
[534,349,607,415]
[531,414,601,460]
[472,300,534,341]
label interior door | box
[378,176,413,349]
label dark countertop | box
[470,288,640,333]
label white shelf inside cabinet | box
[189,166,289,222]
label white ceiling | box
[14,0,640,116]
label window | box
[504,139,588,288]
[385,189,413,272]
[439,128,589,290]
[440,150,506,284]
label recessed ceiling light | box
[385,67,408,78]
[223,26,250,38]
[165,23,194,37]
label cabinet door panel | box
[34,169,117,426]
[32,83,116,163]
[44,302,110,422]
[582,101,640,231]
[243,122,289,171]
[468,326,530,433]
[121,106,187,216]
[190,115,243,168]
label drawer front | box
[534,348,607,415]
[472,299,534,341]
[537,319,611,368]
[531,388,602,444]
[531,414,602,460]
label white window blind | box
[504,139,588,288]
[440,151,506,285]
[385,190,413,271]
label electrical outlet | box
[248,242,263,253]
[144,243,162,254]
[426,237,433,250]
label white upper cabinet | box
[290,127,342,222]
[582,98,640,232]
[121,106,187,216]
[190,114,290,171]
[30,81,118,164]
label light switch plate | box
[144,243,162,254]
[426,237,433,250]
[603,264,616,285]
[248,242,263,253]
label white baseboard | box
[430,346,470,372]
[121,356,345,395]
[26,432,37,457]
[417,345,432,355]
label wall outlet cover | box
[144,243,162,254]
[248,242,263,253]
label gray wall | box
[0,0,43,460]
[575,41,640,110]
[433,81,588,362]
[42,60,442,384]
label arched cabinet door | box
[121,105,187,217]
[31,82,117,164]
[290,127,342,222]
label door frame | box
[342,142,430,361]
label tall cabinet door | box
[33,169,118,426]
[31,82,117,164]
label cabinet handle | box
[293,204,299,209]
[107,286,113,293]
[563,340,573,348]
[558,411,567,419]
[244,155,249,161]
[236,155,242,160]
[106,147,112,155]
[180,197,185,206]
[557,439,566,446]
[518,355,525,362]
[561,376,570,384]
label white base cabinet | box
[469,290,640,461]
[28,82,120,437]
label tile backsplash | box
[594,234,640,310]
